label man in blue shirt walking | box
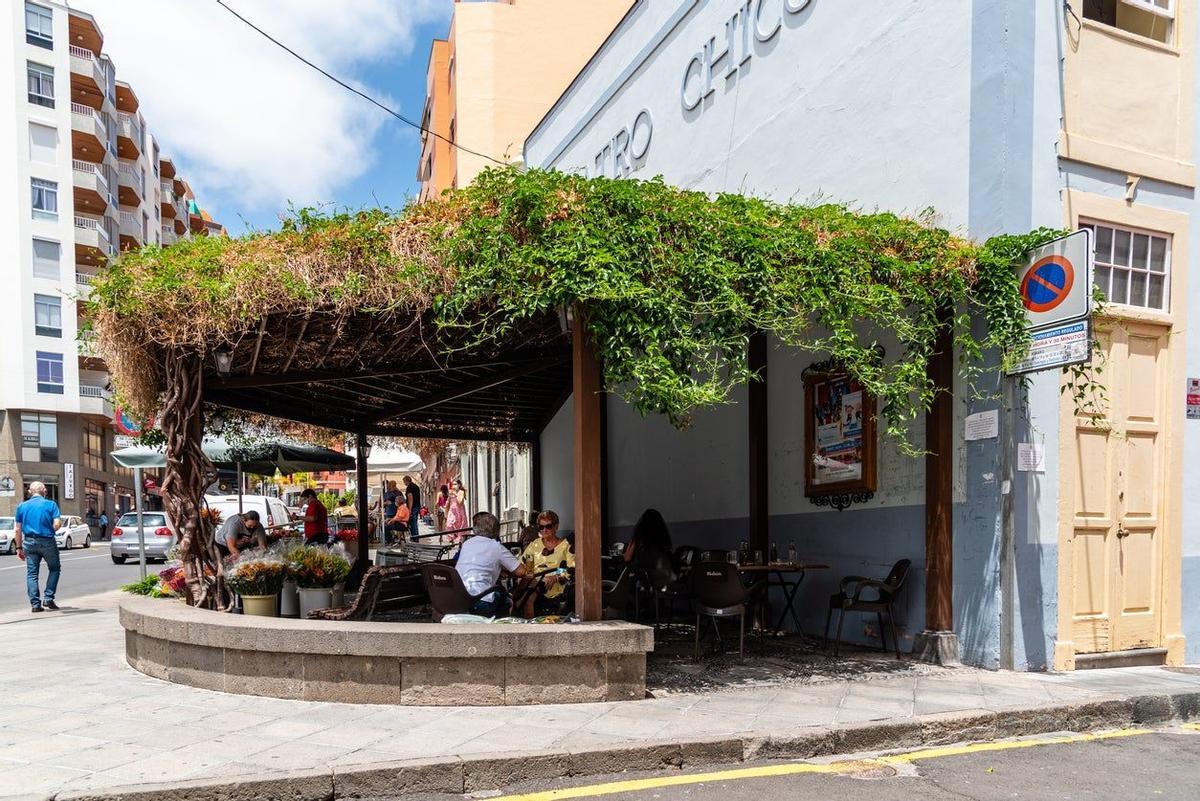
[14,481,62,613]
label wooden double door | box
[1065,320,1170,655]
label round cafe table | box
[737,561,830,635]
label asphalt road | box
[451,727,1200,801]
[0,541,155,612]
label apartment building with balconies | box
[0,1,223,518]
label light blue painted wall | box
[524,0,1137,668]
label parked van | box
[205,495,295,534]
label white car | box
[0,517,14,555]
[206,495,295,534]
[55,515,92,550]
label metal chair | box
[421,563,505,622]
[824,559,911,659]
[691,561,760,660]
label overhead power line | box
[215,0,506,167]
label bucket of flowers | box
[271,537,306,617]
[226,554,287,617]
[289,545,351,618]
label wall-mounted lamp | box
[213,345,233,376]
[361,440,373,459]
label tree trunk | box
[159,351,228,609]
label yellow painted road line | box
[1181,723,1200,732]
[493,729,1155,801]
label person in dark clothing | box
[403,476,421,543]
[624,508,673,570]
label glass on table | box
[753,550,763,565]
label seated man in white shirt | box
[455,511,527,617]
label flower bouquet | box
[288,545,351,618]
[226,555,286,616]
[334,528,358,544]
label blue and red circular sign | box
[1021,255,1075,313]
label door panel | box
[1068,321,1168,656]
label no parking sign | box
[1008,230,1094,376]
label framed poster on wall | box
[803,368,877,499]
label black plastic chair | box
[602,566,639,620]
[691,561,760,660]
[672,545,703,573]
[421,563,504,622]
[824,559,911,659]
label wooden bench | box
[308,564,430,621]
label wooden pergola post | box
[914,306,960,664]
[572,306,603,622]
[747,331,769,554]
[350,432,371,589]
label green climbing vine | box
[91,167,1066,453]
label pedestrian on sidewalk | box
[14,481,62,613]
[98,509,109,541]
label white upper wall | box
[526,0,974,231]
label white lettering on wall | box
[590,109,654,178]
[680,0,816,112]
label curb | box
[38,689,1200,801]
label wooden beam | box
[348,432,372,590]
[209,366,409,390]
[924,306,954,632]
[572,307,603,622]
[247,316,268,375]
[280,316,310,374]
[748,330,769,554]
[363,358,566,425]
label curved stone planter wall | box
[119,597,653,705]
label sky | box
[72,0,453,234]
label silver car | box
[110,511,176,564]
[0,517,13,555]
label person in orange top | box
[300,488,329,545]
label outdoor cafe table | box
[737,561,830,635]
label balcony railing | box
[72,160,108,190]
[160,180,174,196]
[76,272,95,286]
[74,215,110,241]
[117,112,142,146]
[69,45,94,61]
[79,384,109,399]
[70,103,107,136]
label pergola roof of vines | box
[203,310,571,441]
[88,167,1058,444]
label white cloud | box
[71,0,447,218]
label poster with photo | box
[804,371,876,497]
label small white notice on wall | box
[964,409,999,441]
[1017,443,1045,473]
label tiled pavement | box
[2,591,1199,799]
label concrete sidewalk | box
[1,592,1198,800]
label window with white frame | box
[28,122,57,164]
[1083,0,1173,44]
[1081,221,1171,311]
[32,238,59,279]
[26,62,54,107]
[34,294,62,338]
[31,178,57,218]
[35,351,64,394]
[25,3,52,48]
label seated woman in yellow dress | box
[516,510,574,617]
